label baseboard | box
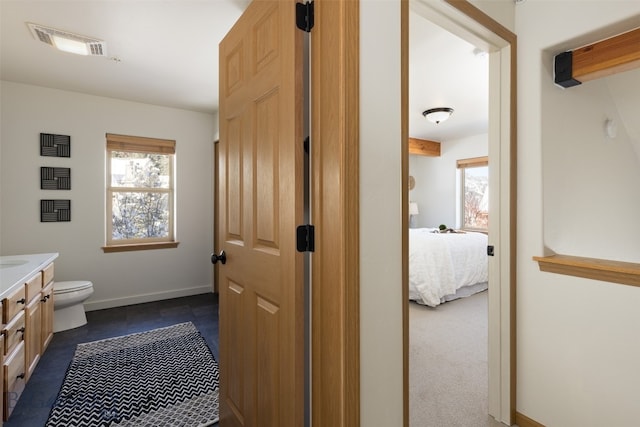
[515,411,545,427]
[83,285,213,312]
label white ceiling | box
[0,0,249,114]
[1,2,487,141]
[409,11,488,142]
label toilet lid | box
[54,280,93,294]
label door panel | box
[218,1,303,426]
[254,91,280,250]
[226,116,244,240]
[226,281,245,422]
[255,296,280,425]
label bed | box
[409,228,488,307]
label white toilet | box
[53,281,94,332]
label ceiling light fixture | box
[422,107,454,124]
[27,23,107,56]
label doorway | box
[403,1,517,425]
[407,9,490,425]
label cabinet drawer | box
[25,273,43,303]
[3,311,25,357]
[2,286,26,324]
[42,262,54,286]
[3,341,25,421]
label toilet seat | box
[54,280,93,295]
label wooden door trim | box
[401,2,410,426]
[311,0,360,425]
[213,139,219,294]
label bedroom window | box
[103,133,178,252]
[457,156,489,231]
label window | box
[457,156,488,231]
[104,133,178,252]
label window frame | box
[103,133,178,252]
[457,156,489,232]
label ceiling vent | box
[27,22,106,56]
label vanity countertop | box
[0,253,59,300]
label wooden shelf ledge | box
[533,254,640,287]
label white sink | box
[0,259,28,269]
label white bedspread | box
[409,228,488,307]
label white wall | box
[470,0,514,32]
[516,1,640,425]
[0,81,216,310]
[409,133,488,229]
[542,68,640,262]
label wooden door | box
[217,0,303,426]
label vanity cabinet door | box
[41,281,54,352]
[3,341,25,421]
[25,296,42,382]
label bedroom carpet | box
[409,290,509,427]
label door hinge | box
[487,245,495,256]
[303,136,309,154]
[296,224,315,252]
[296,1,314,32]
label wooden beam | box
[408,137,440,157]
[554,27,640,88]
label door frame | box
[311,0,361,425]
[402,0,517,425]
[213,139,219,294]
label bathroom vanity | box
[0,253,58,422]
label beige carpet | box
[410,291,505,427]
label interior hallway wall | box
[516,1,640,425]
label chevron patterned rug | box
[45,322,219,426]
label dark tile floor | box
[5,292,219,427]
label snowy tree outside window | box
[105,134,175,247]
[457,156,488,231]
[462,165,488,230]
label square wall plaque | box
[40,133,71,157]
[41,199,71,222]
